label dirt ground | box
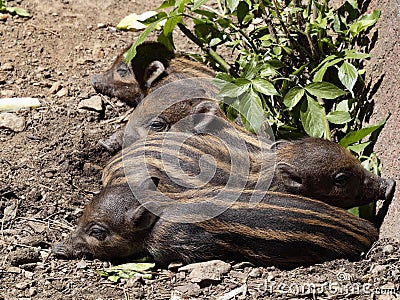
[0,0,399,299]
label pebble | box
[15,281,30,290]
[29,287,37,297]
[179,260,231,286]
[7,266,21,273]
[0,13,9,21]
[78,95,103,112]
[248,268,262,278]
[27,221,46,233]
[97,23,106,28]
[9,248,41,266]
[56,87,69,97]
[76,260,88,269]
[1,62,14,71]
[0,112,25,132]
[48,81,62,94]
[382,244,395,254]
[1,89,15,97]
[24,270,34,279]
[371,264,387,274]
[174,283,201,297]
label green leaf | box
[326,110,352,124]
[300,96,327,138]
[336,99,349,112]
[305,82,346,99]
[163,15,182,36]
[283,87,305,109]
[218,80,251,98]
[226,0,240,12]
[192,0,208,10]
[344,49,370,60]
[313,58,343,82]
[339,115,389,147]
[124,20,166,63]
[347,207,359,217]
[338,61,358,93]
[96,262,156,283]
[157,0,176,9]
[347,141,371,155]
[6,6,30,17]
[349,10,380,38]
[235,90,264,132]
[213,73,233,87]
[252,78,279,96]
[237,1,249,24]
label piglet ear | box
[125,203,159,231]
[189,101,226,134]
[143,61,165,88]
[275,162,303,190]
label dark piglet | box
[91,42,214,107]
[104,99,395,210]
[53,183,378,269]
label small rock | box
[76,260,88,269]
[179,260,231,286]
[8,248,41,266]
[229,270,247,281]
[78,96,103,112]
[7,266,21,273]
[56,87,68,97]
[48,81,62,94]
[248,268,262,278]
[1,62,14,71]
[24,270,34,279]
[27,221,46,233]
[2,204,16,222]
[371,264,387,274]
[15,281,30,290]
[29,287,37,297]
[0,13,9,21]
[174,283,201,297]
[0,112,25,132]
[382,244,395,254]
[1,89,15,97]
[44,171,54,178]
[97,23,106,28]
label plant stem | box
[229,23,257,52]
[258,0,279,44]
[207,48,231,73]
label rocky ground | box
[0,0,399,299]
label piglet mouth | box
[52,241,72,259]
[52,241,94,260]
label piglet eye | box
[334,172,351,187]
[117,63,129,77]
[149,118,168,132]
[88,225,107,241]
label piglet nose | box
[384,178,396,201]
[52,241,70,258]
[91,74,101,88]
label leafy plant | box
[0,0,30,17]
[97,262,156,282]
[120,0,387,219]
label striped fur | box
[53,182,378,269]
